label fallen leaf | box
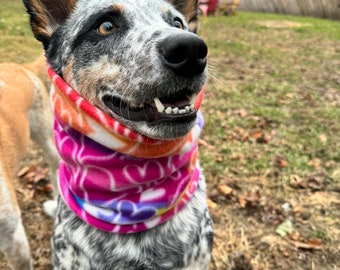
[288,238,322,250]
[289,174,302,188]
[283,250,290,257]
[239,187,261,208]
[36,183,54,193]
[308,158,322,168]
[206,198,217,210]
[250,130,271,143]
[289,174,326,191]
[33,167,49,183]
[308,238,322,246]
[288,231,300,241]
[199,139,214,150]
[215,155,223,163]
[18,164,49,183]
[273,156,288,168]
[250,130,264,140]
[318,134,327,144]
[217,184,233,197]
[17,166,31,177]
[276,219,294,237]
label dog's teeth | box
[163,105,195,115]
[165,107,172,114]
[190,93,197,105]
[154,97,165,113]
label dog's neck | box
[48,67,204,233]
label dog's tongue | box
[194,86,205,110]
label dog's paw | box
[43,200,58,217]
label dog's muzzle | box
[103,32,208,124]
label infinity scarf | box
[48,67,205,233]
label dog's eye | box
[97,21,116,35]
[173,18,184,29]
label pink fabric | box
[49,66,204,233]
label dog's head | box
[23,0,207,139]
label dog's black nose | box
[158,33,208,77]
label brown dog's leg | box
[0,169,32,270]
[25,68,60,215]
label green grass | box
[0,0,41,63]
[199,12,340,185]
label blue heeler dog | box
[23,0,214,269]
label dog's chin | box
[121,117,197,140]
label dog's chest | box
[52,175,213,270]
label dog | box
[23,0,214,269]
[0,56,59,270]
[218,0,240,16]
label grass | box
[0,0,41,63]
[1,1,340,269]
[199,12,340,178]
[198,11,340,269]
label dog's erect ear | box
[167,0,199,33]
[23,0,77,50]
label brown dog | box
[219,0,240,15]
[0,56,59,270]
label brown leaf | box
[19,164,49,183]
[250,130,271,143]
[273,156,288,168]
[289,174,302,188]
[217,184,233,197]
[17,166,31,177]
[288,238,322,250]
[283,250,290,257]
[289,174,326,191]
[288,231,300,241]
[215,155,223,163]
[36,183,53,193]
[250,130,264,140]
[33,167,49,183]
[206,198,217,210]
[198,139,214,150]
[303,175,325,191]
[308,238,322,246]
[239,188,261,208]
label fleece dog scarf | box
[48,67,204,234]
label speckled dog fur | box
[23,0,214,269]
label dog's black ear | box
[167,0,199,33]
[23,0,77,50]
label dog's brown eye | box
[173,18,184,29]
[98,21,116,35]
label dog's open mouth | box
[102,89,197,123]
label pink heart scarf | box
[48,67,204,233]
